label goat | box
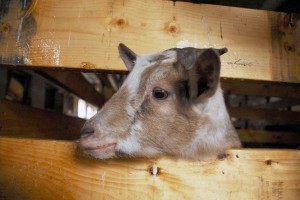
[79,43,241,161]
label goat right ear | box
[118,43,137,71]
[181,48,223,102]
[191,49,221,101]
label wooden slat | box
[43,71,105,107]
[258,99,300,109]
[238,129,300,145]
[222,78,300,99]
[229,106,300,124]
[0,0,299,83]
[0,137,299,200]
[0,100,84,140]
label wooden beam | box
[238,129,300,145]
[0,1,299,83]
[258,99,300,109]
[0,100,84,140]
[42,71,105,107]
[0,137,299,200]
[229,106,300,124]
[221,78,300,99]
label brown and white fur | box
[79,43,241,161]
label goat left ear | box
[118,43,137,71]
[187,48,225,101]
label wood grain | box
[0,100,84,140]
[0,137,299,200]
[0,0,299,83]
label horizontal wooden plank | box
[229,106,300,124]
[258,99,300,109]
[238,129,300,145]
[0,100,84,140]
[0,137,299,200]
[0,0,299,83]
[42,71,105,107]
[222,78,300,99]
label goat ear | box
[118,43,137,71]
[187,48,225,101]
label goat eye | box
[152,88,168,100]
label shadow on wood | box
[0,100,84,140]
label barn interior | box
[0,0,299,199]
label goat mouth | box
[83,143,117,155]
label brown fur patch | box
[88,85,132,137]
[126,60,201,156]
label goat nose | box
[80,126,95,138]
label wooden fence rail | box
[0,0,299,83]
[0,100,84,140]
[0,137,300,200]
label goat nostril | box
[80,127,95,137]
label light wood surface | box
[0,0,299,83]
[0,100,84,140]
[0,137,299,200]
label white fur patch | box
[186,88,230,158]
[118,134,141,154]
[123,50,177,115]
[130,120,143,132]
[123,53,155,101]
[161,50,177,64]
[127,102,135,117]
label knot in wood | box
[265,159,272,165]
[0,23,11,35]
[217,153,229,161]
[283,13,299,30]
[283,42,295,52]
[80,62,96,69]
[110,18,128,29]
[164,21,180,36]
[149,164,160,176]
